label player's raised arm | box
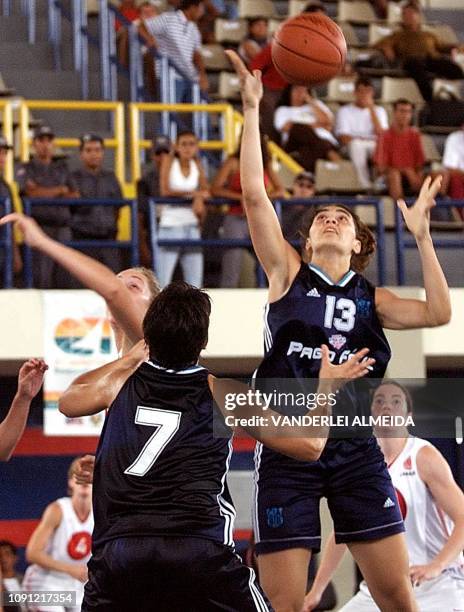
[59,341,148,417]
[376,176,451,329]
[225,50,300,299]
[0,359,47,461]
[0,213,144,345]
[210,346,374,462]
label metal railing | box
[18,100,126,185]
[0,196,13,288]
[0,99,14,184]
[21,198,139,288]
[395,200,464,285]
[129,102,235,183]
[148,196,387,288]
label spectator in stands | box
[0,359,47,461]
[0,540,23,611]
[374,98,425,201]
[282,171,317,241]
[373,2,464,101]
[274,85,341,172]
[239,18,269,66]
[0,136,21,280]
[71,134,123,276]
[250,2,327,138]
[211,135,285,288]
[16,125,79,288]
[137,135,172,265]
[442,122,464,206]
[335,77,389,189]
[141,0,209,99]
[115,0,140,32]
[158,130,209,287]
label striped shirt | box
[144,10,201,82]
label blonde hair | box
[128,267,161,299]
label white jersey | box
[389,436,464,579]
[23,497,93,606]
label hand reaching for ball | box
[225,50,263,110]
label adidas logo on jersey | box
[383,497,396,508]
[306,288,320,298]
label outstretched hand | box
[319,345,375,393]
[17,358,48,401]
[0,213,47,249]
[225,49,263,110]
[397,175,442,241]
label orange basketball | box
[271,13,347,86]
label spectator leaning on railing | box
[141,0,209,100]
[374,98,425,201]
[16,125,79,289]
[70,134,124,278]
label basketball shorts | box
[82,535,272,611]
[253,437,404,555]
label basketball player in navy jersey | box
[59,282,374,611]
[226,50,451,612]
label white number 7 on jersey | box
[124,406,182,477]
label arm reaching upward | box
[225,50,301,301]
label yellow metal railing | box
[19,100,126,185]
[129,102,236,182]
[0,100,14,184]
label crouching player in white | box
[303,380,464,612]
[22,458,93,612]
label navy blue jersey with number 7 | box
[91,361,235,551]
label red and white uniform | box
[340,437,464,611]
[23,497,93,612]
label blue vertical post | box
[48,0,61,70]
[2,0,12,17]
[192,83,201,137]
[108,9,117,100]
[375,199,386,286]
[160,55,170,135]
[99,0,111,100]
[72,0,81,72]
[25,0,36,44]
[148,198,160,278]
[129,24,143,101]
[2,198,13,289]
[79,0,89,99]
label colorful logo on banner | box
[42,291,118,436]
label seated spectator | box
[373,2,464,101]
[281,171,316,241]
[0,540,23,612]
[158,130,209,287]
[137,135,172,266]
[442,121,464,218]
[0,136,21,281]
[239,18,269,66]
[335,77,389,189]
[274,85,341,172]
[211,135,285,288]
[16,125,79,288]
[71,134,123,276]
[374,98,425,200]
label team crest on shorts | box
[356,298,372,318]
[328,334,346,350]
[266,507,284,528]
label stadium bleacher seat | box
[368,24,395,46]
[238,0,276,19]
[214,19,247,44]
[381,77,424,106]
[387,2,402,24]
[216,72,241,101]
[288,0,309,17]
[428,0,462,7]
[421,132,442,164]
[201,44,230,71]
[424,24,459,46]
[338,22,361,48]
[433,78,464,100]
[315,159,365,193]
[325,76,356,103]
[337,1,377,24]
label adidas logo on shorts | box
[306,288,320,298]
[383,497,396,508]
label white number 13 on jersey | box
[324,296,356,332]
[125,406,182,477]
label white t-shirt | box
[443,129,464,171]
[335,103,388,140]
[159,158,200,228]
[274,102,338,147]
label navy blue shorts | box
[253,437,404,555]
[82,535,272,611]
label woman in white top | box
[274,85,341,171]
[303,380,464,612]
[158,130,210,288]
